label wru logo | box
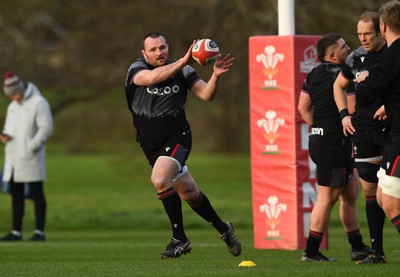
[256,45,284,79]
[259,195,287,230]
[257,110,285,154]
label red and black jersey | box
[341,45,387,131]
[124,58,200,148]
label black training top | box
[341,45,387,131]
[356,38,400,143]
[302,62,343,141]
[125,57,200,148]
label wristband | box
[339,108,349,120]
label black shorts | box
[381,142,400,177]
[352,129,385,161]
[309,136,354,187]
[141,128,192,168]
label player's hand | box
[213,54,234,77]
[0,133,12,143]
[183,40,197,65]
[342,116,355,136]
[354,70,369,83]
[373,105,387,121]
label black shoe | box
[356,251,387,264]
[29,233,46,241]
[350,245,370,261]
[0,232,22,241]
[220,222,242,257]
[160,238,191,259]
[300,252,337,262]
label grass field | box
[0,147,398,276]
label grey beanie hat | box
[4,71,25,96]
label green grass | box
[0,148,399,276]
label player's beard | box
[155,55,166,66]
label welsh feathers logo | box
[257,110,285,154]
[256,45,284,90]
[259,195,287,240]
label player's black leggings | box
[10,179,46,232]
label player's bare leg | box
[152,158,191,259]
[340,170,370,261]
[302,185,340,262]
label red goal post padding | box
[249,35,327,250]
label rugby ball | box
[192,39,219,65]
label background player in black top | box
[124,32,241,259]
[333,12,388,264]
[298,33,369,262]
[356,0,400,241]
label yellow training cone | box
[238,260,257,267]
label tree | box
[0,0,387,153]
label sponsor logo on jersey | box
[147,85,180,96]
[311,127,324,136]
